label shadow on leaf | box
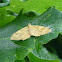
[43,34,62,59]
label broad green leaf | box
[1,0,62,27]
[0,10,35,62]
[28,52,60,62]
[0,7,62,62]
[8,0,62,14]
[0,0,10,7]
[6,0,22,13]
[0,7,16,28]
[31,44,59,60]
[0,38,29,62]
[31,7,62,60]
[0,38,17,62]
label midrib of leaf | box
[0,37,10,40]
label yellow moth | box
[10,26,31,40]
[10,23,51,40]
[28,23,51,36]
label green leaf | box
[6,0,22,13]
[8,0,62,14]
[0,7,62,62]
[0,38,16,62]
[1,0,62,28]
[0,10,35,62]
[30,7,62,60]
[22,0,62,13]
[43,34,62,59]
[0,7,16,28]
[0,38,29,62]
[0,0,10,7]
[28,52,60,62]
[31,44,59,60]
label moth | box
[10,23,51,40]
[10,26,31,40]
[28,24,51,36]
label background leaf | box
[0,0,10,7]
[0,7,15,28]
[28,52,60,62]
[43,34,62,59]
[1,0,62,27]
[4,0,62,14]
[13,0,62,14]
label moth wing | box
[10,33,21,40]
[40,27,51,35]
[10,27,31,40]
[28,24,51,36]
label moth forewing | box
[28,24,51,36]
[10,26,31,40]
[40,27,51,35]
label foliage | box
[0,0,62,62]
